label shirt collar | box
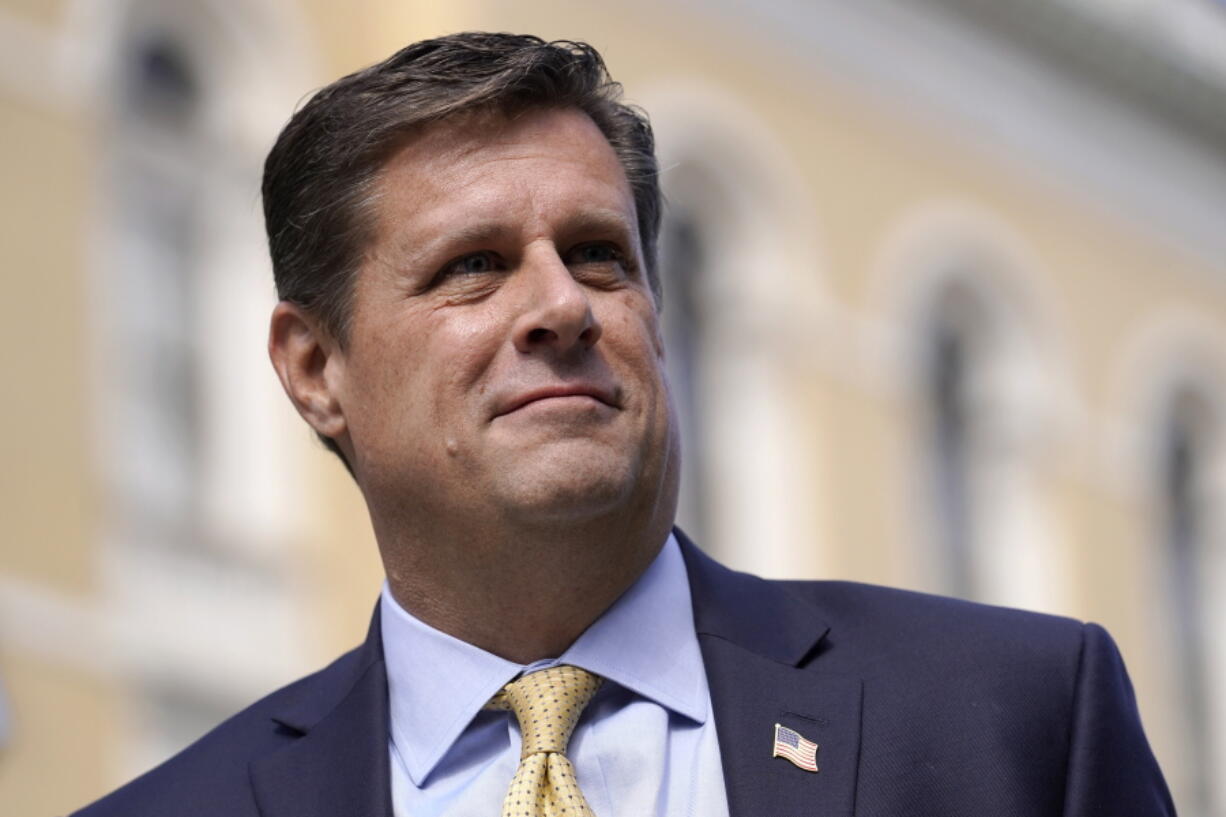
[380,533,707,786]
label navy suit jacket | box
[73,533,1175,816]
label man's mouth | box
[494,384,619,418]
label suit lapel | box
[250,612,393,817]
[680,532,862,817]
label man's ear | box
[268,301,348,439]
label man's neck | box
[377,515,672,664]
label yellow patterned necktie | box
[486,664,603,817]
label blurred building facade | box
[2,0,1224,814]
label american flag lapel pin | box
[772,722,820,772]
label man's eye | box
[569,243,625,266]
[442,251,502,276]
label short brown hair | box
[261,32,662,469]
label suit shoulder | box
[778,578,1091,673]
[70,644,372,817]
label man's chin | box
[490,446,642,524]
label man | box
[74,33,1174,817]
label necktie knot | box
[487,664,602,758]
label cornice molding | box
[923,0,1226,154]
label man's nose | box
[511,247,603,354]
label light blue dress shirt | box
[380,533,730,817]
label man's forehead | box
[379,106,619,176]
[367,107,637,242]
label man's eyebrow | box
[393,221,516,268]
[558,209,637,242]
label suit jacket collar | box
[678,529,831,665]
[678,530,862,817]
[250,612,394,817]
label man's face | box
[328,107,677,528]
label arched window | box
[908,264,1062,610]
[99,5,308,559]
[875,204,1069,610]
